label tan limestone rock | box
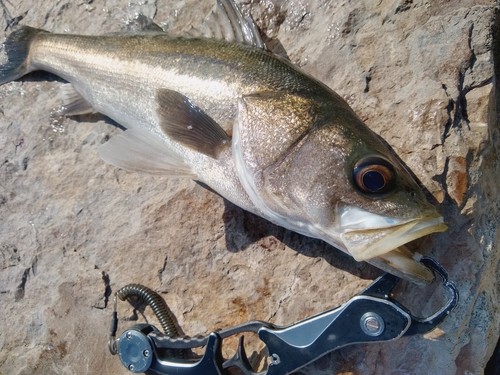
[0,1,498,374]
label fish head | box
[235,92,446,283]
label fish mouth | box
[337,209,448,283]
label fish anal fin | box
[99,129,195,176]
[60,83,96,116]
[156,89,230,158]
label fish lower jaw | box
[368,248,435,284]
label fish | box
[0,0,447,283]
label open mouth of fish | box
[337,208,448,282]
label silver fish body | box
[0,21,447,282]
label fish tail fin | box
[0,26,45,85]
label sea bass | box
[0,0,447,283]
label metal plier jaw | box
[113,257,458,375]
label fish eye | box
[353,156,396,194]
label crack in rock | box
[93,270,112,309]
[14,256,38,301]
[14,267,30,301]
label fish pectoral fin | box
[99,129,195,177]
[60,84,96,116]
[156,89,230,158]
[186,0,265,49]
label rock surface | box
[0,0,498,374]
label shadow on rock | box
[221,198,381,281]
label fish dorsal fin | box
[187,0,265,49]
[156,89,230,158]
[124,14,165,33]
[99,129,195,176]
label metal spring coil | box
[116,283,179,338]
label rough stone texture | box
[0,1,498,374]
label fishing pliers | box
[109,257,458,375]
